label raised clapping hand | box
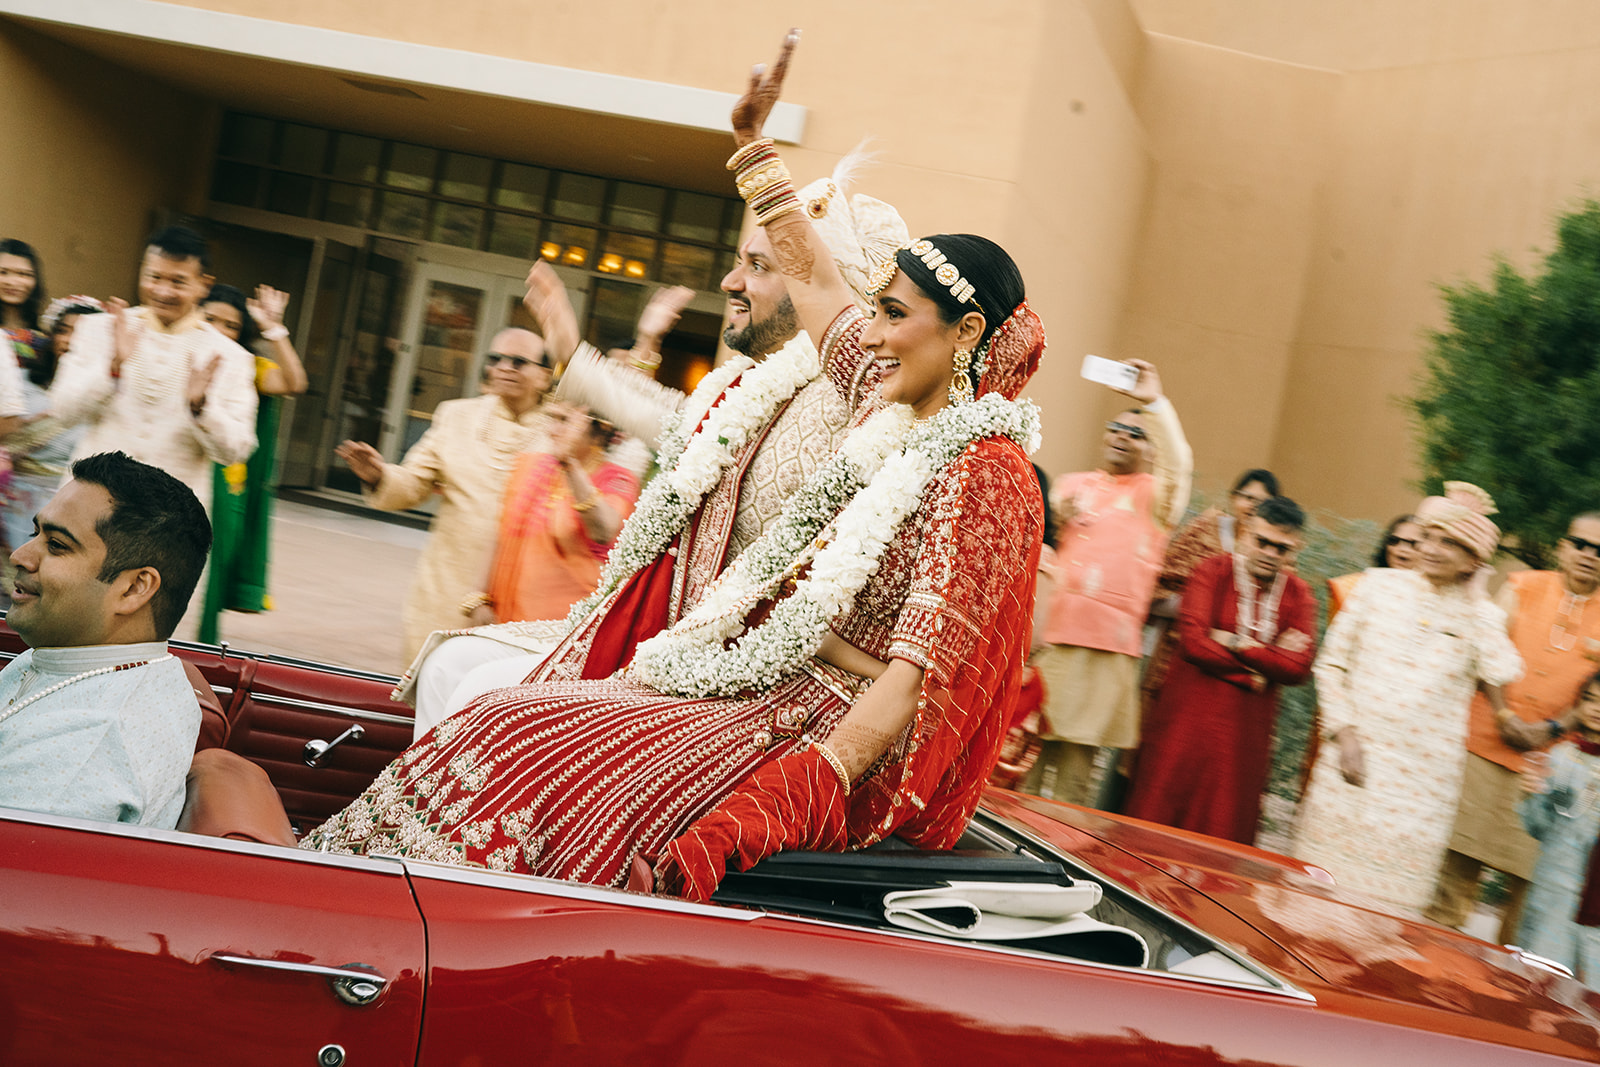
[248,285,290,330]
[731,28,799,147]
[636,286,696,342]
[107,296,141,379]
[186,356,220,415]
[335,440,386,488]
[1116,358,1163,405]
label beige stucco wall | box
[0,21,210,301]
[1132,0,1600,520]
[11,0,1600,524]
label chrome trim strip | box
[972,808,1317,1004]
[400,858,760,920]
[248,693,415,727]
[0,807,403,873]
[210,954,388,988]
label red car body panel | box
[987,791,1600,1059]
[0,815,425,1065]
[1,627,1597,1063]
[405,863,1593,1064]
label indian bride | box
[304,31,1049,900]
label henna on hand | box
[827,720,899,776]
[766,214,815,283]
[731,29,799,145]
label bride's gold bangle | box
[811,741,852,797]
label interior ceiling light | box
[342,78,425,100]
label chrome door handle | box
[303,723,365,767]
[209,953,388,1006]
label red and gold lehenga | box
[303,308,1044,889]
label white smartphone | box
[1080,354,1140,392]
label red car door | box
[0,810,425,1066]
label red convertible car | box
[2,629,1597,1065]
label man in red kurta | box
[1125,497,1317,844]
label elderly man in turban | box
[1293,482,1524,917]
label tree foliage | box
[1412,199,1600,567]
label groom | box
[410,175,908,728]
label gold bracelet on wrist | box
[572,496,598,513]
[811,741,852,797]
[459,591,493,616]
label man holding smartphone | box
[1021,359,1192,807]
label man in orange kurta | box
[1425,512,1600,940]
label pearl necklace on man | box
[0,654,173,728]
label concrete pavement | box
[210,498,427,675]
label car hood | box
[982,790,1600,1058]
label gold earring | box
[949,346,974,405]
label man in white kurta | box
[336,327,554,664]
[48,227,258,514]
[0,452,211,829]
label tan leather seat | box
[177,748,297,847]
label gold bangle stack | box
[727,137,802,225]
[811,741,852,797]
[572,496,598,513]
[459,591,493,616]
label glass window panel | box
[550,173,604,222]
[276,124,328,172]
[722,199,747,246]
[375,191,430,238]
[667,192,723,243]
[384,143,437,191]
[607,182,665,232]
[430,203,485,248]
[546,223,597,268]
[487,212,541,258]
[439,153,492,202]
[218,113,273,163]
[598,233,656,280]
[266,172,317,217]
[322,182,373,227]
[494,163,549,211]
[659,242,714,290]
[209,161,261,207]
[332,134,381,182]
[405,281,486,451]
[588,279,647,353]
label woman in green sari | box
[197,284,309,643]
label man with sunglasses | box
[1022,361,1192,807]
[1426,511,1600,940]
[1124,496,1316,844]
[336,327,554,662]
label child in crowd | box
[1517,673,1600,985]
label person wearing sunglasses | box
[1426,511,1600,941]
[1140,468,1281,737]
[1022,360,1192,808]
[1296,482,1524,919]
[335,326,555,664]
[1126,496,1317,844]
[1324,514,1424,622]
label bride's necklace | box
[630,392,1041,698]
[0,654,173,728]
[1549,590,1590,652]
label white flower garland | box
[564,335,821,628]
[630,392,1041,698]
